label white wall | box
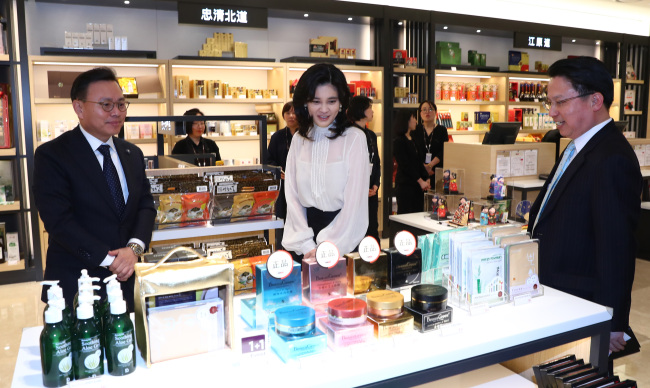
[24,2,372,60]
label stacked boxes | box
[508,51,529,72]
[468,50,486,67]
[436,41,461,65]
[199,32,240,57]
[309,36,338,58]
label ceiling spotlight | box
[572,39,576,43]
[596,41,601,45]
[348,17,353,21]
[476,29,481,33]
[398,21,403,26]
[443,26,448,30]
[304,13,309,17]
[124,0,130,3]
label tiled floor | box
[1,260,648,387]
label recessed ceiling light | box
[476,29,481,33]
[348,17,353,21]
[398,21,403,26]
[572,39,576,43]
[124,0,130,3]
[304,13,309,17]
[596,41,601,45]
[443,26,448,30]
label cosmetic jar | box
[410,284,448,313]
[366,290,404,318]
[274,305,315,337]
[327,298,367,326]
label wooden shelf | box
[0,201,20,212]
[393,67,426,74]
[126,138,157,144]
[0,148,16,157]
[151,217,283,241]
[393,103,420,108]
[626,79,644,85]
[35,98,166,104]
[0,259,25,272]
[177,135,260,142]
[624,111,644,116]
[437,100,506,106]
[0,54,9,63]
[448,130,487,135]
[508,101,544,106]
[173,98,284,104]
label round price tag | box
[315,241,340,268]
[266,250,294,279]
[394,231,416,256]
[359,236,380,263]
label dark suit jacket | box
[527,120,642,331]
[393,134,429,188]
[34,126,156,311]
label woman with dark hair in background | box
[171,108,221,161]
[393,110,430,214]
[283,63,370,261]
[267,101,299,249]
[347,95,380,243]
[411,100,448,179]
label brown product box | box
[208,80,222,99]
[174,75,190,98]
[207,37,215,47]
[199,49,206,57]
[318,36,338,56]
[309,37,330,58]
[190,80,207,99]
[339,48,347,59]
[234,42,248,58]
[350,49,356,59]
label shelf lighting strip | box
[33,61,160,68]
[289,67,370,74]
[435,73,491,79]
[510,77,551,81]
[172,65,275,70]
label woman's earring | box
[339,105,342,112]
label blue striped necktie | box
[98,144,126,217]
[533,141,576,231]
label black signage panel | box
[178,3,268,28]
[514,32,562,51]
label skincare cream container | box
[302,257,347,304]
[365,290,413,339]
[317,298,374,349]
[268,306,326,362]
[345,252,388,295]
[404,285,452,333]
[274,305,315,337]
[327,298,368,326]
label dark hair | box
[183,108,204,136]
[548,56,614,109]
[293,63,351,139]
[347,95,372,123]
[70,67,119,102]
[418,100,437,124]
[282,101,294,116]
[392,110,417,137]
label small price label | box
[359,236,380,263]
[267,250,293,279]
[216,184,237,194]
[213,175,234,183]
[241,334,266,355]
[315,241,340,268]
[196,185,209,192]
[394,231,416,256]
[150,183,163,194]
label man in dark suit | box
[34,67,156,311]
[528,57,642,355]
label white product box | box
[108,32,114,49]
[6,232,19,265]
[121,36,128,50]
[93,23,100,31]
[86,23,93,32]
[93,30,100,44]
[107,24,113,33]
[72,32,80,48]
[114,36,121,50]
[100,31,107,45]
[64,32,72,48]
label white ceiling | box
[341,0,650,36]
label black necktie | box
[98,144,125,216]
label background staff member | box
[283,63,370,262]
[347,95,381,243]
[172,108,221,162]
[412,100,449,178]
[528,56,642,356]
[393,110,430,214]
[267,101,299,249]
[34,67,156,311]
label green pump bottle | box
[104,299,136,376]
[40,307,73,387]
[72,302,104,380]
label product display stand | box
[388,212,457,241]
[12,287,610,387]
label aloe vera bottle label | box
[106,329,135,375]
[41,335,72,387]
[73,335,103,378]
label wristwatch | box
[127,242,144,256]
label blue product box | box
[255,261,302,326]
[268,319,327,363]
[241,297,256,328]
[474,111,491,124]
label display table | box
[12,287,610,388]
[388,212,457,241]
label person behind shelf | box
[282,63,370,262]
[267,101,299,250]
[33,67,156,312]
[171,108,222,163]
[393,109,430,214]
[347,95,381,243]
[411,100,449,180]
[527,56,642,358]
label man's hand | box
[609,331,626,353]
[108,247,138,281]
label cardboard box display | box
[234,42,247,58]
[309,37,330,58]
[174,75,190,98]
[508,51,529,72]
[318,36,338,56]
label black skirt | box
[289,207,340,263]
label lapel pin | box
[126,149,131,155]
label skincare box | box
[302,257,347,304]
[345,252,388,295]
[317,298,373,349]
[505,240,540,300]
[365,290,413,339]
[404,285,452,332]
[269,305,326,362]
[255,261,302,326]
[384,248,422,289]
[240,297,256,328]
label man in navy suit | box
[528,57,642,354]
[34,67,156,311]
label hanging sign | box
[178,3,268,28]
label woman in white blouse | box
[282,63,370,261]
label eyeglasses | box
[420,108,435,113]
[542,93,593,111]
[84,100,130,112]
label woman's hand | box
[304,248,317,260]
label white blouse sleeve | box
[316,130,370,254]
[282,135,317,255]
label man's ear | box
[72,100,84,118]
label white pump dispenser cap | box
[48,298,66,311]
[103,274,121,294]
[76,303,94,320]
[110,299,127,315]
[78,292,100,307]
[107,289,123,304]
[44,307,63,324]
[41,281,63,301]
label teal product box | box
[432,227,467,285]
[241,297,256,328]
[255,261,302,326]
[268,307,326,363]
[474,111,491,124]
